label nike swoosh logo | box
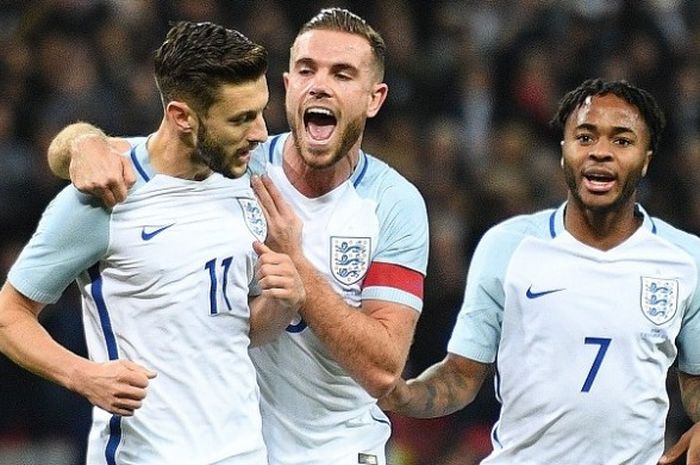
[526,285,565,299]
[141,223,175,241]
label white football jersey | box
[9,138,269,465]
[448,203,700,464]
[249,133,429,465]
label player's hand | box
[253,240,306,312]
[659,422,700,464]
[251,175,303,258]
[69,135,135,208]
[74,359,157,416]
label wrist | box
[70,131,108,155]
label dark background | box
[0,1,698,464]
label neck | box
[147,119,212,180]
[281,136,360,198]
[563,197,642,251]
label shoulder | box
[482,209,555,245]
[651,216,700,265]
[252,133,287,171]
[355,152,426,210]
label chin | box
[224,166,247,179]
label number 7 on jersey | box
[581,337,611,392]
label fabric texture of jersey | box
[447,203,700,464]
[249,133,429,465]
[9,137,269,465]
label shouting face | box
[561,93,652,213]
[283,29,387,171]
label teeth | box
[585,172,613,181]
[306,108,333,117]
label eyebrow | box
[228,109,260,122]
[575,123,636,135]
[294,57,359,74]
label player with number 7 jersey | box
[445,204,700,463]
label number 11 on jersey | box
[204,256,233,315]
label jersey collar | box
[549,201,657,239]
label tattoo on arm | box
[679,372,700,423]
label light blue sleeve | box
[447,218,531,363]
[371,169,429,274]
[247,145,267,177]
[361,166,429,312]
[656,220,700,375]
[7,186,110,304]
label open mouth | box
[304,107,337,142]
[583,170,616,192]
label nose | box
[588,138,614,161]
[249,113,268,144]
[309,72,331,98]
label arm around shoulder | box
[46,122,135,206]
[47,122,109,179]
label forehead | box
[291,29,373,66]
[567,93,645,133]
[209,76,269,116]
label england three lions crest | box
[238,198,267,242]
[640,277,679,325]
[331,237,371,285]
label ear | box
[367,82,388,118]
[559,141,565,169]
[282,72,290,92]
[641,150,653,177]
[166,101,196,133]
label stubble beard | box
[195,121,238,179]
[288,111,365,171]
[563,159,642,213]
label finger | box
[95,186,118,208]
[123,360,157,379]
[110,178,128,204]
[660,437,689,464]
[253,240,271,257]
[116,384,149,401]
[121,158,137,188]
[114,399,143,412]
[109,398,144,416]
[261,175,293,216]
[251,175,277,218]
[111,407,135,417]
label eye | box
[230,112,256,125]
[575,134,593,144]
[615,138,632,147]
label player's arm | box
[47,121,135,207]
[248,241,306,347]
[291,258,417,398]
[378,354,490,417]
[252,174,420,398]
[679,371,700,422]
[659,372,700,464]
[0,282,155,416]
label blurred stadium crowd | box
[0,1,698,464]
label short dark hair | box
[550,78,666,154]
[296,8,385,81]
[154,21,267,114]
